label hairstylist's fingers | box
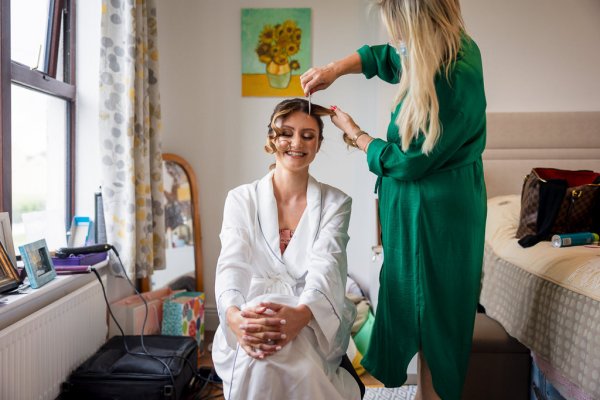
[330,105,361,136]
[300,68,321,94]
[300,66,333,95]
[300,68,314,93]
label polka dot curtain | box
[99,0,166,279]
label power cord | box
[188,367,223,400]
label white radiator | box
[0,279,107,400]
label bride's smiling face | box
[273,111,321,172]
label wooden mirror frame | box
[140,153,204,292]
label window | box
[0,0,76,252]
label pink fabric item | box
[279,229,294,254]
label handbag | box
[516,168,600,247]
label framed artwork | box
[19,239,57,289]
[241,8,311,97]
[0,212,17,267]
[0,241,21,294]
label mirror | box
[151,153,204,292]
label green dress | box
[358,36,487,400]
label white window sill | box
[0,259,108,331]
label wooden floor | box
[192,331,384,399]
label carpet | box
[364,385,417,400]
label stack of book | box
[51,252,108,275]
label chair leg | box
[340,354,365,399]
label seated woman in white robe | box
[213,98,363,400]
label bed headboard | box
[483,112,600,198]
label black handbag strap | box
[518,179,568,248]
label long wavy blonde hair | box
[376,0,465,154]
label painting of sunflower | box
[242,8,311,97]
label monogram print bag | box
[516,168,600,247]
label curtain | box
[99,0,165,278]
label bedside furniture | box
[463,313,530,400]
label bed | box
[480,112,600,399]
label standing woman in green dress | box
[300,1,486,399]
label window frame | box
[0,0,76,232]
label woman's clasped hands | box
[226,302,313,360]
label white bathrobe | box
[213,171,360,400]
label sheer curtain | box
[99,0,165,278]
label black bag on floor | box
[60,335,198,400]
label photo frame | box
[0,212,17,267]
[19,239,57,289]
[0,240,21,294]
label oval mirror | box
[150,153,204,292]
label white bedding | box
[486,195,600,301]
[481,195,600,399]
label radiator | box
[0,279,107,400]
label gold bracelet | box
[351,130,368,148]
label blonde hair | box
[376,0,465,154]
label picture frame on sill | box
[0,240,21,294]
[19,239,57,289]
[0,212,17,268]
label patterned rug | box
[364,385,417,400]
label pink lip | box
[286,152,305,158]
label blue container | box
[551,232,599,248]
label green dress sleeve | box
[366,63,486,181]
[357,44,401,83]
[366,111,466,181]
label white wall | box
[155,0,600,327]
[462,0,600,112]
[156,0,384,326]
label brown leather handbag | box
[516,168,600,247]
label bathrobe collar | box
[256,170,322,274]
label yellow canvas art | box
[241,8,311,97]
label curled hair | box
[375,0,465,154]
[264,98,334,154]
